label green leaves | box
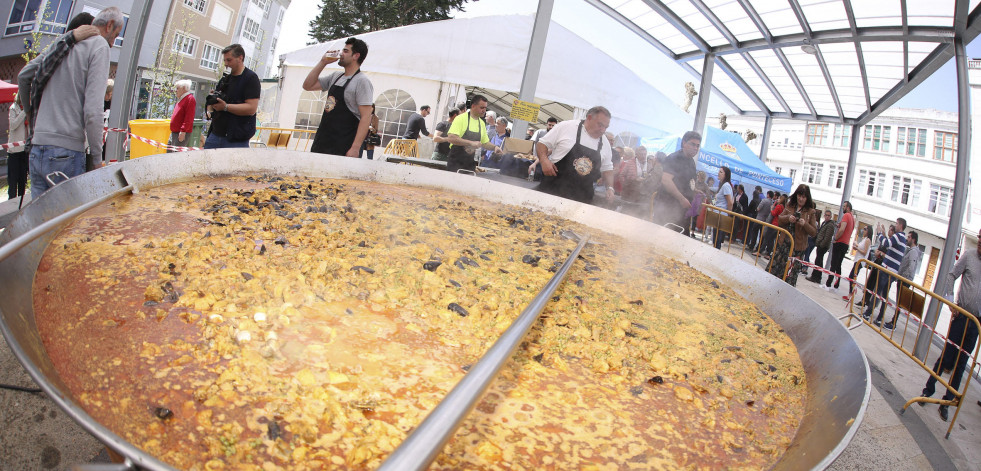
[308,0,472,43]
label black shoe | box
[806,275,821,283]
[939,405,949,422]
[874,319,882,327]
[883,322,894,330]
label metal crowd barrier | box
[699,203,794,281]
[836,258,980,438]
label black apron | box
[537,121,603,203]
[311,70,361,155]
[446,115,482,173]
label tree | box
[308,0,472,43]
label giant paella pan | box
[0,150,870,470]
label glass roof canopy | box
[584,0,981,125]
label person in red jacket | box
[168,79,196,151]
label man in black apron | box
[444,95,502,173]
[535,106,615,204]
[303,37,374,157]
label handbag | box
[365,133,381,146]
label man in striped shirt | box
[864,217,908,325]
[920,228,981,421]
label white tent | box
[276,14,693,149]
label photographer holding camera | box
[204,44,260,149]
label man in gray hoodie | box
[23,7,121,198]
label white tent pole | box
[692,53,715,132]
[914,37,973,360]
[107,0,153,162]
[512,0,554,139]
[837,124,859,221]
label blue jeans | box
[30,145,85,199]
[204,133,251,149]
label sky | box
[275,0,980,116]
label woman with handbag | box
[360,104,380,159]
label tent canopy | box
[281,14,693,135]
[0,81,17,104]
[643,126,792,194]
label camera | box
[205,90,226,107]
[794,211,801,220]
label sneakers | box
[939,405,949,422]
[806,275,821,283]
[873,319,882,327]
[883,322,894,330]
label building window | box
[183,0,207,14]
[243,17,260,42]
[209,2,231,32]
[788,169,797,181]
[934,131,957,162]
[928,184,953,217]
[6,0,74,36]
[897,127,927,157]
[774,166,782,175]
[862,125,890,152]
[831,124,851,147]
[858,170,886,198]
[173,32,197,56]
[802,161,823,184]
[827,164,844,189]
[270,37,277,55]
[278,9,284,25]
[891,176,920,206]
[200,43,220,70]
[376,89,417,147]
[806,124,827,146]
[264,0,271,18]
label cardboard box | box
[501,137,534,155]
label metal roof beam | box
[901,0,909,83]
[737,110,858,124]
[715,56,771,114]
[843,0,872,112]
[735,0,772,43]
[691,0,792,114]
[855,3,981,125]
[788,0,844,120]
[740,52,792,114]
[641,0,710,52]
[675,26,955,61]
[772,49,817,116]
[579,0,679,59]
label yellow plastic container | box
[128,119,171,158]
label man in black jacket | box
[204,44,260,149]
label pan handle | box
[69,459,135,471]
[0,169,136,264]
[377,234,589,471]
[44,171,70,187]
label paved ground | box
[2,208,980,469]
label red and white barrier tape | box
[4,127,200,153]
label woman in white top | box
[713,166,733,249]
[846,225,873,299]
[7,95,27,200]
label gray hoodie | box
[22,35,109,156]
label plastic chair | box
[383,139,419,158]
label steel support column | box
[914,38,973,359]
[759,115,772,162]
[107,0,153,162]
[510,0,553,140]
[838,124,860,220]
[693,54,715,132]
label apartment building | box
[140,0,288,118]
